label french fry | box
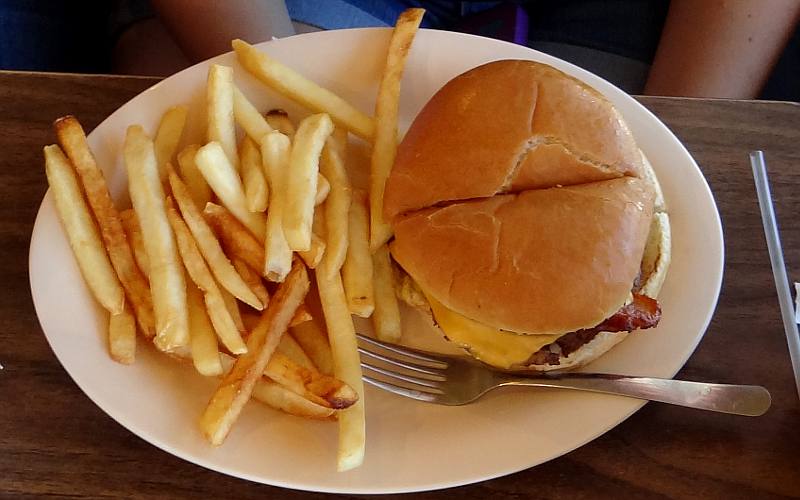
[108,302,136,364]
[265,109,296,137]
[244,306,310,333]
[324,124,348,159]
[290,303,313,326]
[240,310,260,332]
[369,9,424,250]
[43,144,125,315]
[167,344,193,362]
[316,264,365,471]
[241,309,333,398]
[314,202,326,239]
[54,116,155,337]
[319,127,352,275]
[233,85,273,142]
[123,125,188,351]
[232,257,269,307]
[342,190,374,317]
[297,233,326,269]
[120,209,150,280]
[220,287,246,334]
[166,198,248,354]
[315,173,330,206]
[207,64,239,170]
[169,170,263,310]
[196,141,266,241]
[177,144,212,209]
[261,131,293,281]
[199,260,309,446]
[251,378,336,419]
[203,202,264,272]
[265,352,357,409]
[290,319,334,375]
[219,354,335,419]
[243,303,316,334]
[186,282,223,376]
[249,304,310,332]
[278,334,317,373]
[154,105,188,182]
[372,244,402,342]
[306,374,359,410]
[243,305,313,336]
[264,351,327,406]
[311,239,326,272]
[284,113,334,251]
[232,39,375,141]
[240,137,269,213]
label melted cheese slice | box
[425,293,562,369]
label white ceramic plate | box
[29,28,723,494]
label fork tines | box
[356,334,447,401]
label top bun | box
[384,60,644,220]
[390,177,655,335]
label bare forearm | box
[151,0,295,62]
[645,0,800,98]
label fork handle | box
[498,374,771,416]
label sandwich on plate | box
[384,60,671,371]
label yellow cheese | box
[425,293,562,369]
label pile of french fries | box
[43,8,424,472]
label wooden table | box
[2,71,799,499]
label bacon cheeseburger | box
[383,60,671,371]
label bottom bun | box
[534,331,630,372]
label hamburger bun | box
[391,177,655,335]
[530,201,670,371]
[385,59,671,371]
[394,156,670,371]
[384,59,645,221]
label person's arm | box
[151,0,295,63]
[644,0,800,98]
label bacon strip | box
[528,294,661,366]
[595,294,661,332]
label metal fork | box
[357,334,771,416]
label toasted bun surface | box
[384,60,644,220]
[391,177,655,335]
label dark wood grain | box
[1,70,798,499]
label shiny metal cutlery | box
[358,334,771,416]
